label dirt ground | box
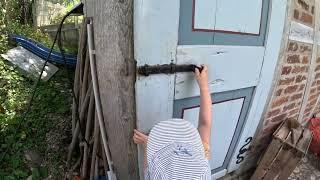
[289,153,320,180]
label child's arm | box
[195,65,212,144]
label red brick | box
[287,55,300,63]
[267,108,281,118]
[315,73,320,79]
[317,57,320,63]
[304,112,311,118]
[308,99,317,106]
[295,75,307,83]
[288,41,299,51]
[292,66,308,74]
[300,12,313,25]
[310,87,316,94]
[317,80,320,85]
[279,77,295,85]
[271,113,287,122]
[272,97,289,108]
[305,107,313,113]
[275,89,283,96]
[291,93,303,101]
[281,66,292,75]
[302,56,309,64]
[288,115,299,120]
[299,84,306,91]
[317,86,320,91]
[288,108,299,115]
[299,45,312,53]
[312,81,317,86]
[284,85,299,94]
[283,102,296,111]
[309,94,318,101]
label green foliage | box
[0,58,73,178]
[50,0,82,25]
[0,0,74,179]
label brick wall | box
[246,0,317,170]
[254,0,314,147]
[302,51,320,121]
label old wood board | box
[84,0,139,179]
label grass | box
[0,26,74,179]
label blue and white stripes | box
[145,119,211,180]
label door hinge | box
[138,63,202,76]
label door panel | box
[215,0,263,34]
[175,45,264,99]
[176,0,269,175]
[179,0,270,46]
[194,0,216,29]
[173,88,254,173]
[194,0,263,34]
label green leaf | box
[32,168,40,180]
[39,166,48,178]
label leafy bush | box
[0,0,75,179]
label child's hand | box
[133,129,148,147]
[195,65,209,90]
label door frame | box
[134,0,288,178]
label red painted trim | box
[181,97,246,118]
[191,0,196,31]
[191,0,264,36]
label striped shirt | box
[144,119,212,180]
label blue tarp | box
[10,34,77,67]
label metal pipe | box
[87,20,116,180]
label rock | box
[302,157,308,163]
[24,150,43,168]
[293,167,300,174]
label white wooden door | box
[134,0,287,179]
[173,0,269,175]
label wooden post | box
[84,0,139,179]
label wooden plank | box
[251,123,291,180]
[250,139,283,180]
[253,124,307,180]
[134,0,180,177]
[295,128,312,153]
[262,129,302,180]
[262,146,293,180]
[0,46,59,81]
[274,120,290,140]
[87,0,139,179]
[175,45,265,99]
[276,149,301,180]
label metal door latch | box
[138,63,203,76]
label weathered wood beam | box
[84,0,139,179]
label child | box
[133,65,212,179]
